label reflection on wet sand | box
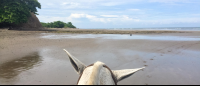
[40,34,200,41]
[1,32,200,85]
[0,52,42,79]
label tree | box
[65,22,76,28]
[41,22,47,27]
[0,0,41,25]
[41,21,76,28]
[53,21,65,28]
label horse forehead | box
[78,66,115,85]
[80,66,110,79]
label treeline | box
[41,21,76,28]
[0,0,41,26]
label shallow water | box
[1,47,200,85]
[81,27,200,31]
[1,33,200,85]
[40,34,200,41]
[0,48,74,85]
[0,52,42,79]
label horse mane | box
[87,61,105,85]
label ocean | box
[80,27,200,31]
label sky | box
[37,0,200,28]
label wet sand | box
[0,29,200,85]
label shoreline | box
[1,28,197,35]
[45,28,191,34]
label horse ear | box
[112,67,145,82]
[63,49,86,75]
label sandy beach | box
[0,29,200,85]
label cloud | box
[38,0,89,9]
[68,13,138,23]
[141,17,200,25]
[37,16,69,23]
[61,2,79,5]
[149,0,186,3]
[100,2,124,6]
[68,14,87,18]
[148,0,197,5]
[100,15,120,18]
[68,13,108,23]
[128,9,141,11]
[61,2,80,9]
[39,13,137,23]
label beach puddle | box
[40,34,200,41]
[0,48,78,85]
[0,52,42,79]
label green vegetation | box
[41,21,76,28]
[0,0,41,27]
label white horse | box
[63,49,145,85]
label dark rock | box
[11,12,44,31]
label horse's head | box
[63,49,145,85]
